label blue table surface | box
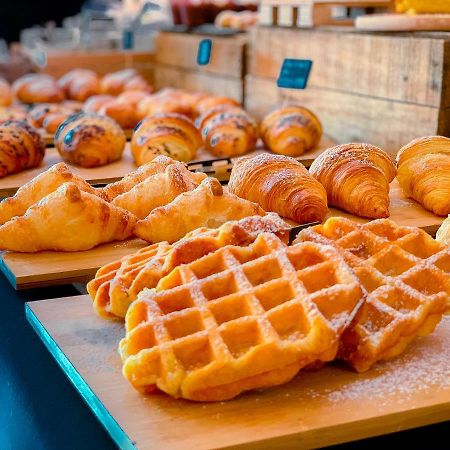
[0,273,448,450]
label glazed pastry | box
[0,120,46,178]
[195,95,240,117]
[12,73,64,104]
[137,91,193,119]
[131,113,201,164]
[436,215,450,245]
[112,162,206,219]
[0,182,137,252]
[100,155,176,201]
[98,100,140,129]
[200,107,258,157]
[55,113,126,168]
[260,105,322,156]
[229,153,328,224]
[58,69,101,101]
[396,136,450,216]
[116,90,149,108]
[101,69,151,96]
[27,103,69,129]
[0,105,28,124]
[134,177,265,243]
[0,78,12,106]
[309,143,397,219]
[83,94,115,113]
[43,112,71,134]
[0,162,98,225]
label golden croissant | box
[134,177,265,243]
[0,162,98,225]
[112,162,206,218]
[0,183,137,252]
[260,105,322,157]
[99,155,176,201]
[229,153,328,224]
[309,143,397,219]
[396,136,450,216]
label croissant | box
[43,112,71,134]
[116,90,149,108]
[0,162,98,225]
[98,100,140,129]
[0,105,28,124]
[27,103,72,129]
[0,77,12,106]
[58,69,100,101]
[0,120,46,178]
[195,95,240,117]
[137,92,193,119]
[99,155,176,201]
[309,143,397,219]
[55,113,126,168]
[101,69,151,96]
[134,177,265,243]
[229,153,328,224]
[436,215,450,245]
[0,182,137,252]
[83,94,115,113]
[131,113,201,164]
[396,136,450,216]
[12,74,64,104]
[112,162,206,218]
[201,107,258,157]
[260,105,322,156]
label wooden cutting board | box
[356,14,450,31]
[0,178,444,290]
[25,295,450,450]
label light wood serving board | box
[26,295,450,450]
[356,14,450,31]
[0,179,444,290]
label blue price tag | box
[197,39,212,66]
[277,59,313,90]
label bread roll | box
[58,69,101,101]
[12,74,64,104]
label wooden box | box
[245,27,450,157]
[154,32,247,103]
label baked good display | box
[0,77,12,106]
[97,100,140,129]
[229,153,328,224]
[119,232,363,400]
[296,217,450,372]
[111,162,206,219]
[131,113,202,164]
[0,182,137,252]
[0,162,97,225]
[12,73,65,104]
[260,105,322,157]
[0,120,46,178]
[436,215,450,245]
[200,107,258,157]
[55,113,126,168]
[134,177,265,243]
[309,143,397,219]
[58,69,101,101]
[83,94,115,113]
[101,69,151,96]
[396,136,450,216]
[88,213,291,320]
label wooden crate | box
[154,32,247,103]
[245,27,450,157]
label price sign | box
[277,59,313,89]
[197,39,212,66]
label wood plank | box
[155,32,246,77]
[248,27,449,107]
[26,295,450,450]
[245,75,444,158]
[153,66,244,103]
[356,13,450,31]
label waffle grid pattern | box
[297,217,450,372]
[120,233,363,401]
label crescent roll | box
[396,136,450,216]
[229,153,328,224]
[134,177,265,243]
[309,143,396,219]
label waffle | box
[296,217,450,372]
[88,214,291,320]
[119,233,363,401]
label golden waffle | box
[88,214,291,320]
[119,233,363,401]
[296,217,450,372]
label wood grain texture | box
[356,13,450,31]
[155,32,246,77]
[154,66,244,102]
[27,294,450,450]
[248,27,450,107]
[245,75,445,158]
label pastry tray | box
[25,295,450,450]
